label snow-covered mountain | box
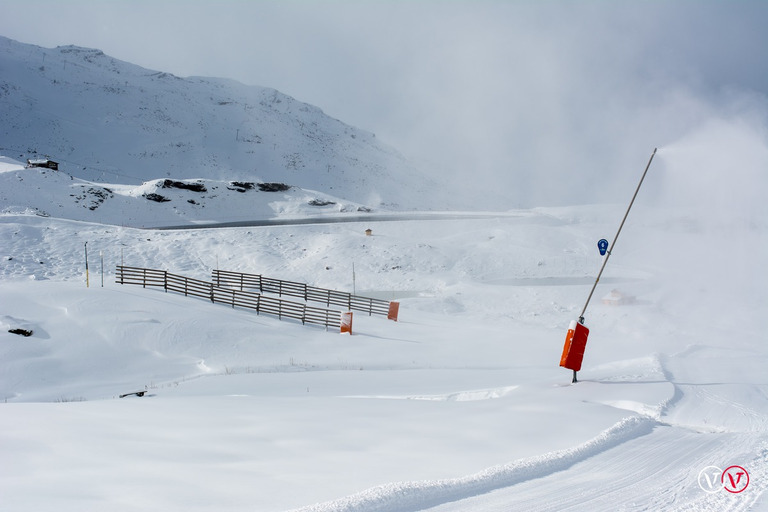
[0,155,375,227]
[0,35,442,212]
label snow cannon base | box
[560,320,589,372]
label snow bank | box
[291,416,657,512]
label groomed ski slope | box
[1,155,767,510]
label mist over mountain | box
[0,35,446,211]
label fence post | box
[164,271,168,292]
[210,283,214,303]
[142,268,147,288]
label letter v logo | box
[722,465,750,494]
[698,466,723,493]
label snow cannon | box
[560,147,657,384]
[560,320,589,376]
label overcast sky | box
[2,1,767,207]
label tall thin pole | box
[579,148,657,323]
[84,242,89,288]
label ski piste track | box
[288,346,768,511]
[290,419,766,512]
[147,213,767,512]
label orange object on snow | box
[340,311,353,334]
[560,320,589,372]
[387,301,400,321]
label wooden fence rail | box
[212,269,399,320]
[115,266,345,331]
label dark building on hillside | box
[26,158,59,170]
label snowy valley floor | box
[1,209,767,511]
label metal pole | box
[579,148,657,323]
[84,242,89,288]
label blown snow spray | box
[560,148,657,383]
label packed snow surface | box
[1,149,766,510]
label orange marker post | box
[387,301,400,322]
[340,311,353,334]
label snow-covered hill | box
[0,35,442,210]
[1,155,374,227]
[1,196,766,511]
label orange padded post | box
[340,311,353,334]
[560,320,589,372]
[387,301,400,321]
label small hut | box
[601,289,636,306]
[365,229,372,236]
[26,158,59,171]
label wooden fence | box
[211,269,399,320]
[115,266,345,331]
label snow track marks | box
[289,416,656,512]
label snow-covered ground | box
[2,155,766,510]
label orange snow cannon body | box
[560,320,590,372]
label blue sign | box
[597,239,609,256]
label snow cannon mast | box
[561,148,657,384]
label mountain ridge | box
[0,35,446,212]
